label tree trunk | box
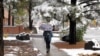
[69,19,76,44]
[71,0,77,5]
[8,5,11,26]
[12,15,14,26]
[68,0,77,44]
[12,1,15,26]
[0,0,4,56]
[29,0,32,30]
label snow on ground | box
[83,27,100,42]
[52,27,100,56]
[4,54,17,56]
[52,39,100,56]
[51,37,100,56]
[51,37,63,43]
[60,48,100,56]
[3,27,100,56]
[3,37,16,40]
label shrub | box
[76,24,87,42]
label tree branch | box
[79,0,94,5]
[84,2,100,7]
[83,9,100,13]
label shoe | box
[46,51,49,53]
[46,49,50,53]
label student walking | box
[39,22,53,53]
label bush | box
[76,25,87,42]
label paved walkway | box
[32,37,68,56]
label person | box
[39,22,53,53]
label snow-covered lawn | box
[52,27,100,56]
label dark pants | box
[43,31,53,50]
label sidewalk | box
[32,38,69,56]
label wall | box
[3,26,24,34]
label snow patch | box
[60,48,100,56]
